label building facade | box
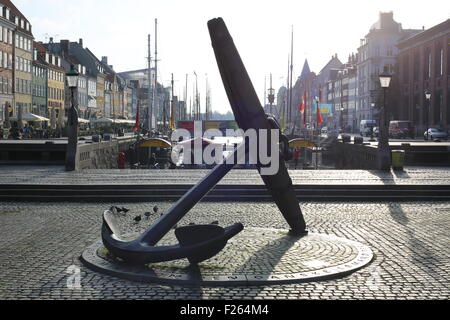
[356,12,421,123]
[8,0,33,118]
[398,19,450,133]
[0,3,14,125]
[46,53,65,128]
[32,44,47,117]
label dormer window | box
[26,22,30,31]
[6,8,9,20]
[15,16,18,25]
[20,19,24,29]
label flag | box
[317,102,324,126]
[299,92,305,113]
[134,104,140,132]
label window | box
[15,34,18,47]
[3,28,6,44]
[3,52,6,68]
[19,36,23,50]
[8,30,12,45]
[8,54,11,69]
[0,26,3,42]
[387,47,393,56]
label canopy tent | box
[64,117,90,124]
[10,113,50,122]
[92,118,135,125]
[92,117,115,124]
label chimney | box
[101,56,108,65]
[79,38,83,47]
[61,40,69,57]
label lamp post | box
[369,103,376,142]
[425,90,431,140]
[65,65,79,171]
[378,72,392,171]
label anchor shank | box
[140,145,247,246]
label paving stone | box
[0,201,449,299]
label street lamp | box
[425,90,431,140]
[378,71,392,170]
[65,65,80,171]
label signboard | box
[311,104,333,115]
[177,121,195,132]
[204,121,238,131]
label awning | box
[289,139,316,148]
[64,117,90,123]
[10,113,49,122]
[139,138,172,148]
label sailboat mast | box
[289,25,294,127]
[154,18,158,129]
[148,34,153,132]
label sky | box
[13,0,450,114]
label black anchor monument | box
[101,18,307,265]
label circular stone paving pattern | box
[81,228,373,286]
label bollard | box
[391,150,405,171]
[92,135,100,143]
[342,134,351,144]
[118,152,126,169]
[354,136,364,145]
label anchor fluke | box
[101,210,243,265]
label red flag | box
[317,103,324,126]
[299,92,305,113]
[134,105,140,132]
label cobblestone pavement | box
[1,166,450,185]
[0,201,449,300]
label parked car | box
[424,128,448,141]
[321,127,328,135]
[389,121,415,139]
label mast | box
[147,34,153,132]
[205,74,210,120]
[289,25,294,127]
[264,75,267,111]
[185,74,188,120]
[170,73,175,130]
[154,18,158,129]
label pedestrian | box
[149,153,157,169]
[23,125,29,139]
[293,147,300,169]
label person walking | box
[293,147,301,169]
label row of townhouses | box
[278,12,449,135]
[0,0,176,130]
